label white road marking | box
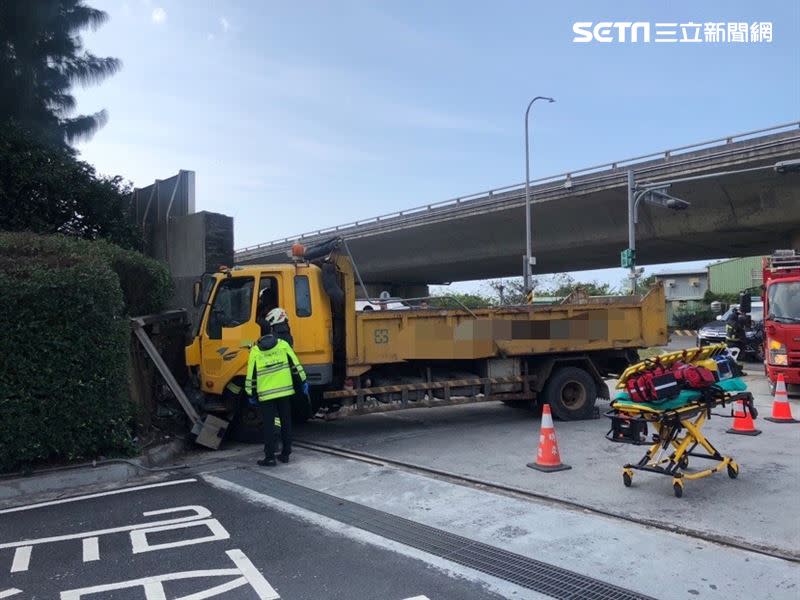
[2,505,214,574]
[175,577,250,600]
[203,475,531,600]
[59,549,279,599]
[402,597,432,600]
[130,519,230,554]
[0,505,210,550]
[10,546,31,573]
[143,581,167,600]
[60,569,241,599]
[0,589,22,598]
[0,479,197,514]
[82,537,99,562]
[227,549,280,599]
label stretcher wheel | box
[673,480,684,498]
[727,462,739,479]
[623,470,633,487]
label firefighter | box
[263,307,297,452]
[245,323,306,466]
[725,307,747,356]
[264,307,294,347]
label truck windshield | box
[207,277,255,338]
[767,282,800,322]
[193,274,218,338]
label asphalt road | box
[0,477,507,600]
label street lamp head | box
[546,97,555,103]
[665,198,690,210]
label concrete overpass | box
[236,122,800,288]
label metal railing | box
[236,121,800,257]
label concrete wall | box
[131,170,195,229]
[148,211,233,314]
[654,273,708,301]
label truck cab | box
[185,263,334,419]
[762,250,800,391]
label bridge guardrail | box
[236,121,800,257]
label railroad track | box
[293,438,799,564]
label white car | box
[356,299,410,311]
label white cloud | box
[207,33,215,41]
[151,7,167,25]
[220,17,231,33]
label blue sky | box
[75,1,800,293]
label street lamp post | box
[624,170,691,293]
[523,96,555,294]
[623,158,795,294]
[626,170,637,287]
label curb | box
[671,330,698,337]
[0,439,188,507]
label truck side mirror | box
[738,292,751,314]
[193,281,202,306]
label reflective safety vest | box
[245,338,306,402]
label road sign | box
[621,248,636,269]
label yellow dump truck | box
[184,240,667,440]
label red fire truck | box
[760,250,800,393]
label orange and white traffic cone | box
[765,375,799,423]
[527,404,572,472]
[726,398,762,436]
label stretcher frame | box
[609,389,753,497]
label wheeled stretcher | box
[607,376,754,497]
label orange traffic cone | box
[726,398,762,436]
[765,375,799,423]
[527,404,572,472]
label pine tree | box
[0,1,120,145]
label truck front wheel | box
[228,396,263,443]
[542,366,597,420]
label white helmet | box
[265,307,288,326]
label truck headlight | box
[769,340,788,366]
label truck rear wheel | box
[542,366,597,420]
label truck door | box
[200,275,260,393]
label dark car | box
[696,302,763,354]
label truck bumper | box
[766,365,800,386]
[305,363,334,386]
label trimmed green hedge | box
[0,232,172,315]
[0,233,172,472]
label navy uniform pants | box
[260,396,292,458]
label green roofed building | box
[707,256,765,296]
